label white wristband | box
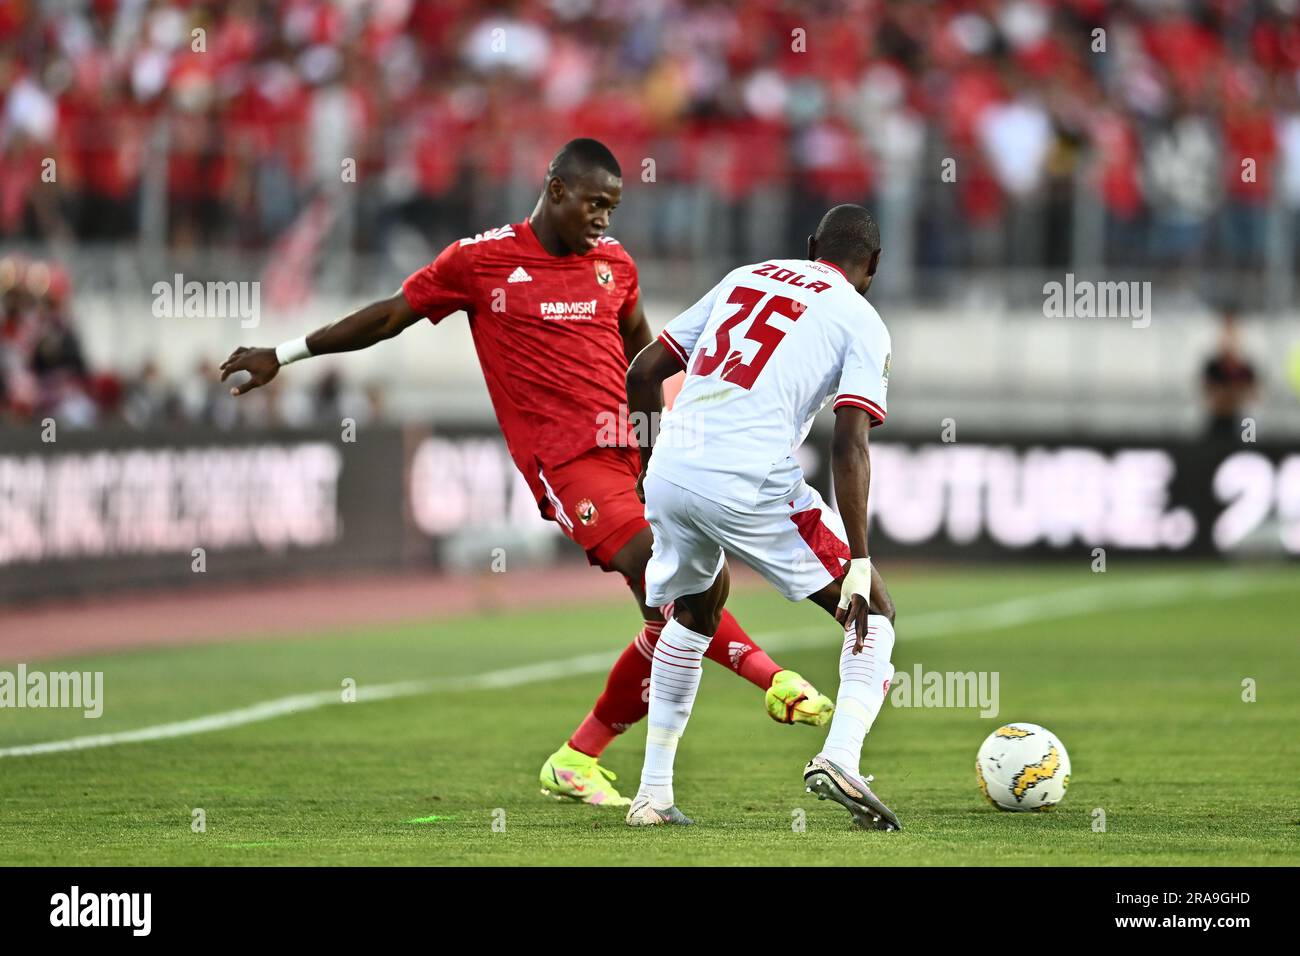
[274,335,312,366]
[837,557,873,611]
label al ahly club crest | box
[593,259,613,288]
[576,498,598,525]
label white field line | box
[752,572,1270,651]
[0,574,1275,759]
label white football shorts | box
[643,472,852,607]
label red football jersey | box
[402,218,640,482]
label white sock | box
[819,615,896,777]
[638,618,712,807]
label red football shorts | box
[533,445,649,571]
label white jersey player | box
[623,205,901,831]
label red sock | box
[705,610,782,689]
[569,613,780,757]
[569,621,662,757]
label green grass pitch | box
[1,564,1297,866]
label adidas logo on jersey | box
[507,266,532,283]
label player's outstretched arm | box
[625,339,682,500]
[831,405,879,649]
[219,291,421,396]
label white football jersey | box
[650,258,890,508]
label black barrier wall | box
[852,437,1300,560]
[1,424,1296,601]
[0,425,408,603]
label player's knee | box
[700,609,723,636]
[807,579,841,617]
[673,603,722,637]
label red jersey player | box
[220,139,835,807]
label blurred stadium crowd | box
[1,252,383,426]
[2,0,1299,428]
[1,0,1298,264]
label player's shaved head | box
[814,205,880,266]
[808,204,882,295]
[532,138,624,256]
[547,138,622,186]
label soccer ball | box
[975,722,1070,812]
